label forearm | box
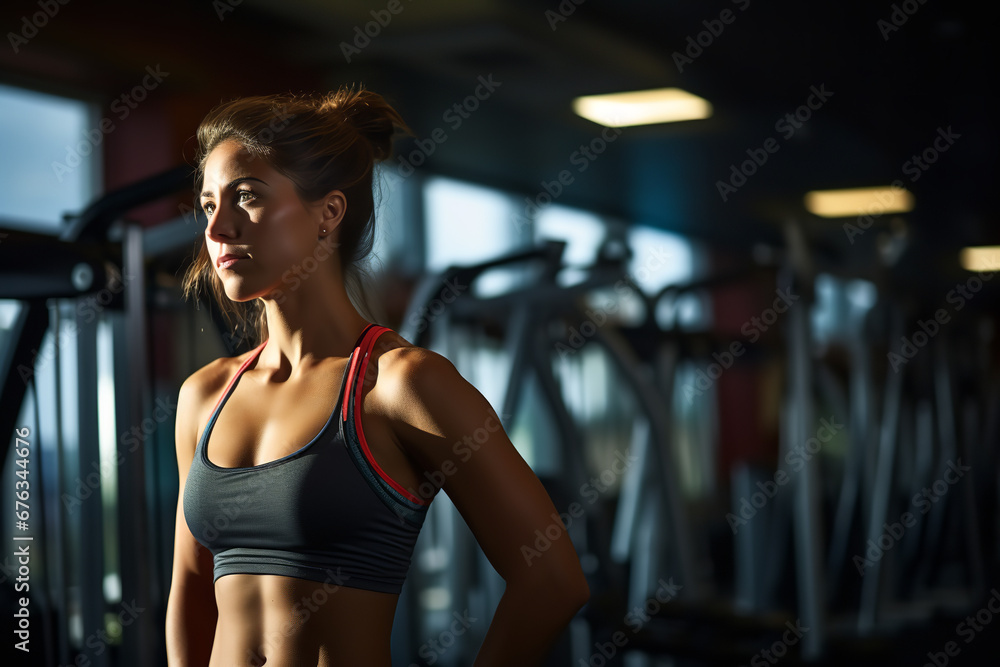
[472,581,586,667]
[165,585,218,666]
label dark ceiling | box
[1,0,995,298]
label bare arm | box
[379,348,590,666]
[165,373,219,666]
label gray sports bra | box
[182,323,435,594]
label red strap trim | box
[342,345,362,423]
[209,340,267,417]
[342,324,381,422]
[350,326,429,506]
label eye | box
[201,189,257,217]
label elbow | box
[546,573,590,624]
[565,570,590,614]
[520,560,590,617]
[502,543,591,618]
[556,551,590,612]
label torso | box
[194,329,424,666]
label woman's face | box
[199,139,331,302]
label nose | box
[204,202,238,244]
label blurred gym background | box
[1,0,998,665]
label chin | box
[217,277,260,303]
[222,277,285,304]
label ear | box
[317,189,347,235]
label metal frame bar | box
[592,325,701,601]
[116,222,155,663]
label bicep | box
[171,496,215,582]
[170,374,215,583]
[390,352,585,588]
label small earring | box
[321,228,327,234]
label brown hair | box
[181,86,410,347]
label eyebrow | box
[199,176,269,200]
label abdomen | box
[212,573,397,666]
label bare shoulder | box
[370,331,464,407]
[180,348,254,403]
[366,331,590,597]
[369,331,501,464]
[175,348,259,450]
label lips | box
[217,253,249,268]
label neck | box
[255,268,370,376]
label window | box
[371,165,420,275]
[627,225,695,293]
[0,83,99,233]
[627,225,709,330]
[811,272,877,345]
[534,203,607,282]
[423,176,522,297]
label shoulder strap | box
[340,324,428,509]
[341,324,391,422]
[207,340,267,417]
[351,322,376,350]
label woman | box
[165,87,589,666]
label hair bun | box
[321,87,409,162]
